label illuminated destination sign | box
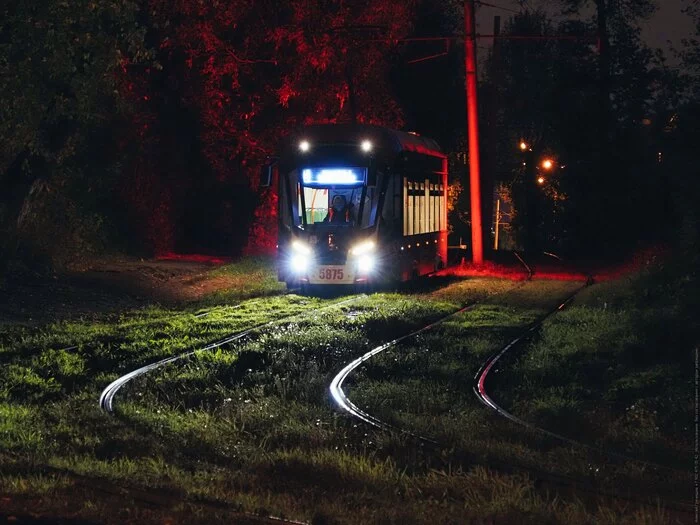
[301,168,366,185]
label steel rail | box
[99,295,364,414]
[330,301,480,441]
[329,255,693,514]
[473,288,692,477]
[330,252,533,438]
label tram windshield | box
[284,167,376,231]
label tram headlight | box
[350,240,375,256]
[290,254,309,273]
[356,254,375,274]
[351,240,376,274]
[291,239,312,255]
[289,240,312,273]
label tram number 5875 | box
[319,268,343,280]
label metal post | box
[465,0,483,264]
[494,198,500,250]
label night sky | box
[475,0,694,65]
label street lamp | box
[519,141,528,151]
[537,176,545,185]
[541,158,554,170]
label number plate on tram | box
[311,265,353,284]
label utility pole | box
[494,198,500,250]
[483,15,500,257]
[465,0,483,264]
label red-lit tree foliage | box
[144,0,417,254]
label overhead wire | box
[475,0,521,14]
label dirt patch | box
[0,256,232,326]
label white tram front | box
[264,124,448,289]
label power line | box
[475,1,521,14]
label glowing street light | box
[537,176,545,185]
[299,140,310,152]
[519,141,528,151]
[541,158,554,170]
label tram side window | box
[403,176,446,236]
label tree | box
[0,1,152,270]
[482,11,598,253]
[558,0,657,157]
[145,0,417,254]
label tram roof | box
[285,124,446,159]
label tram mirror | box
[260,164,272,187]
[259,157,279,187]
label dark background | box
[1,0,698,274]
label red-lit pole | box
[465,0,483,264]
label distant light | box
[302,168,365,185]
[361,140,373,152]
[542,159,553,170]
[519,141,528,151]
[299,140,310,152]
[537,176,545,184]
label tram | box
[262,124,448,289]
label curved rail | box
[330,302,478,441]
[329,257,692,513]
[330,251,532,437]
[473,286,691,477]
[100,295,364,414]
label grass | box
[192,256,286,304]
[491,268,695,473]
[0,262,694,524]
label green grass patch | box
[0,269,691,523]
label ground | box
[0,252,694,524]
[0,255,283,326]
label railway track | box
[92,260,532,522]
[329,255,694,516]
[92,254,691,519]
[99,295,364,414]
[93,294,375,525]
[330,251,533,436]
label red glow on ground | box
[440,246,669,283]
[442,261,589,282]
[439,260,532,281]
[585,245,669,282]
[156,252,231,264]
